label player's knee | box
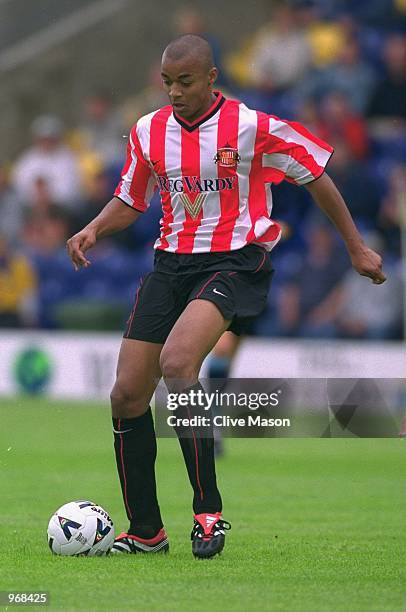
[110,381,146,418]
[159,350,199,383]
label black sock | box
[112,408,163,538]
[172,383,222,515]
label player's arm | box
[263,116,386,284]
[67,197,141,271]
[305,173,386,284]
[67,122,155,271]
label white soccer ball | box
[47,500,114,556]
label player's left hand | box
[350,246,386,284]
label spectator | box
[12,115,82,211]
[334,261,403,339]
[30,176,58,213]
[0,233,38,327]
[299,35,377,113]
[333,234,403,339]
[296,97,321,134]
[336,0,406,30]
[121,61,168,128]
[248,5,312,92]
[323,139,380,226]
[23,206,71,257]
[21,207,74,328]
[318,91,370,160]
[277,222,350,338]
[378,163,405,257]
[367,34,406,120]
[298,4,348,67]
[0,164,23,246]
[77,89,127,168]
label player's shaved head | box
[161,35,218,123]
[162,35,214,72]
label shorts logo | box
[214,144,240,168]
[213,288,227,298]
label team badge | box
[214,145,240,168]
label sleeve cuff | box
[115,195,145,213]
[300,149,334,185]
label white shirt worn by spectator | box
[338,261,403,332]
[250,27,311,90]
[12,145,82,209]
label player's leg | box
[111,337,162,419]
[160,298,230,384]
[208,331,242,457]
[208,331,241,392]
[160,299,231,558]
[110,338,169,553]
[110,269,183,554]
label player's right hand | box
[66,228,96,271]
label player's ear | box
[208,67,218,88]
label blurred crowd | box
[0,1,405,339]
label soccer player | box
[67,35,386,559]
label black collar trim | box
[173,93,225,132]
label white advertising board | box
[0,331,404,399]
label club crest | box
[214,145,240,168]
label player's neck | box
[181,92,218,124]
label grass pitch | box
[0,398,405,611]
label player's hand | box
[350,245,386,284]
[66,228,96,271]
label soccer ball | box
[47,500,114,556]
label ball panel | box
[47,501,114,556]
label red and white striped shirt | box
[114,92,333,254]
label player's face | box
[161,56,217,122]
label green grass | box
[0,398,405,611]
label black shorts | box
[124,244,274,344]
